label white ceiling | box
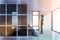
[31,0,60,15]
[28,0,52,15]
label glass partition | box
[0,4,5,14]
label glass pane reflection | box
[0,4,5,14]
[0,26,6,36]
[18,26,27,29]
[18,4,27,14]
[7,26,16,36]
[18,16,27,25]
[18,28,27,36]
[28,29,38,36]
[0,16,5,25]
[7,4,16,14]
[7,16,12,25]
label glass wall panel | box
[7,26,16,36]
[7,16,12,25]
[18,16,27,25]
[0,26,6,36]
[7,4,16,14]
[18,4,27,14]
[0,16,5,25]
[18,28,27,36]
[0,4,5,14]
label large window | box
[0,4,39,38]
[33,11,39,29]
[51,8,60,33]
[0,4,27,36]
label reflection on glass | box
[7,26,16,36]
[18,26,27,29]
[7,16,12,25]
[18,28,27,36]
[18,4,27,14]
[18,16,27,25]
[0,16,5,25]
[0,26,6,36]
[7,4,16,14]
[0,4,5,14]
[28,29,38,36]
[53,9,60,33]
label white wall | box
[52,0,60,10]
[43,12,51,31]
